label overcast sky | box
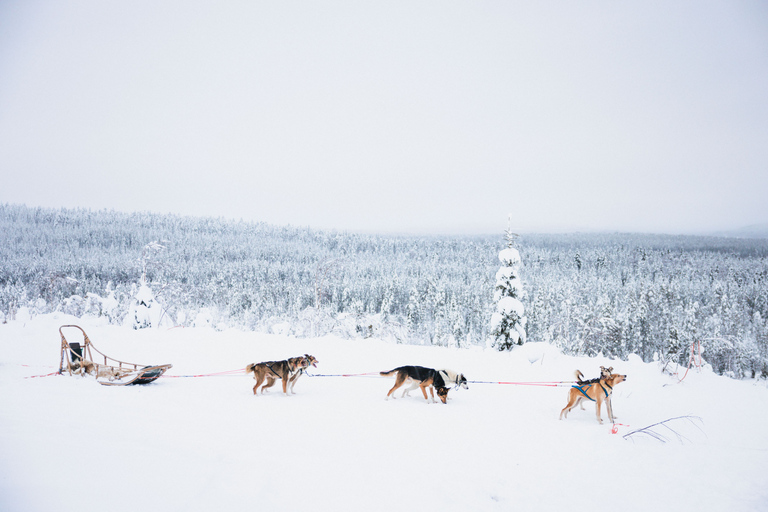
[1,1,767,235]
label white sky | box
[1,1,767,235]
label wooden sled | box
[59,325,172,386]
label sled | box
[59,325,172,386]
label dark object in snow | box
[622,416,705,444]
[58,324,172,386]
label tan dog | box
[560,370,627,424]
[572,366,614,412]
[246,357,304,396]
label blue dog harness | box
[572,382,611,401]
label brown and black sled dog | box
[246,355,313,396]
[282,354,318,394]
[559,368,627,424]
[380,366,449,404]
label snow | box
[498,247,521,266]
[2,314,768,512]
[495,297,525,318]
[126,284,168,330]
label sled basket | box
[59,325,172,386]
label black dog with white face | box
[380,365,450,404]
[438,369,468,391]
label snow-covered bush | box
[61,295,86,318]
[126,283,169,329]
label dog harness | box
[572,382,612,402]
[265,362,297,378]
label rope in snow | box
[468,380,574,387]
[305,372,381,378]
[18,364,61,379]
[17,363,246,380]
[161,368,246,378]
[304,373,576,387]
[17,364,581,387]
[24,371,61,379]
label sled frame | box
[59,324,171,386]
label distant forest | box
[2,203,767,377]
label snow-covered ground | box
[2,313,767,511]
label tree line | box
[1,203,766,377]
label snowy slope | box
[1,313,767,512]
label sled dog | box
[560,369,627,424]
[279,354,318,394]
[246,356,305,395]
[399,369,468,399]
[380,366,449,404]
[572,366,615,412]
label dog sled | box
[59,325,172,386]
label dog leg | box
[281,375,289,395]
[560,392,580,419]
[401,381,418,398]
[253,374,266,395]
[262,377,278,394]
[595,399,604,424]
[386,384,401,400]
[419,383,432,403]
[386,374,407,400]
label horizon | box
[4,201,767,240]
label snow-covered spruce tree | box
[126,241,170,329]
[491,226,527,350]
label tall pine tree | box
[490,222,527,350]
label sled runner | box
[59,325,172,386]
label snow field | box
[1,314,768,511]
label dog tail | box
[574,370,584,383]
[379,369,398,377]
[245,363,257,374]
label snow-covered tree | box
[490,225,527,350]
[127,282,166,329]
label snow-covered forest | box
[1,203,767,377]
